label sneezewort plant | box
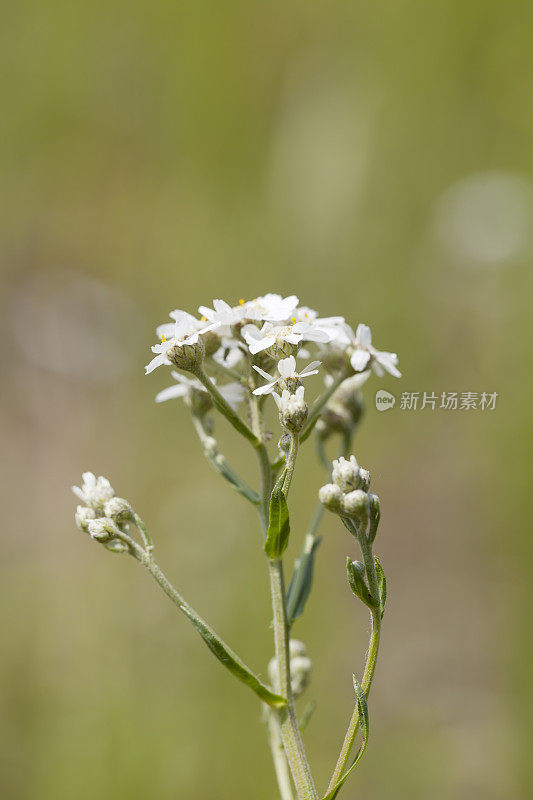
[71,294,401,800]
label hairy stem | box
[269,558,318,800]
[326,536,382,793]
[191,365,259,446]
[266,708,295,800]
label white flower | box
[155,371,245,410]
[198,294,299,332]
[242,320,331,356]
[351,323,401,378]
[197,299,248,331]
[252,355,321,396]
[331,322,401,378]
[146,311,214,374]
[72,472,115,510]
[244,293,299,322]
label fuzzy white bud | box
[332,456,364,493]
[274,387,308,433]
[75,505,96,532]
[318,483,343,513]
[87,517,121,543]
[341,489,370,519]
[103,497,132,522]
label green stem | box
[282,434,299,496]
[266,708,295,800]
[269,558,318,800]
[191,365,259,446]
[190,414,260,505]
[326,537,381,793]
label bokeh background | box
[1,2,532,798]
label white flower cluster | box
[72,472,131,551]
[145,294,401,421]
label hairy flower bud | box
[318,482,343,513]
[274,387,308,433]
[103,497,132,523]
[358,468,371,492]
[268,640,312,697]
[332,456,364,493]
[75,505,96,532]
[341,489,370,519]
[87,517,121,543]
[167,337,205,371]
[290,655,312,697]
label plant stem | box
[266,708,295,800]
[326,537,382,793]
[269,558,318,800]
[282,433,299,496]
[191,365,259,446]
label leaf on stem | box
[178,602,287,709]
[286,535,322,624]
[374,556,387,618]
[321,678,369,800]
[264,485,291,559]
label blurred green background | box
[1,1,532,798]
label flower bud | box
[332,456,364,493]
[278,432,292,454]
[289,639,307,658]
[341,489,369,519]
[290,655,312,697]
[202,330,221,358]
[358,468,371,492]
[103,497,132,523]
[274,387,308,433]
[318,482,343,513]
[188,387,214,418]
[167,337,205,371]
[75,505,96,532]
[87,517,121,543]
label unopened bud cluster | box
[72,472,133,552]
[273,386,308,433]
[268,639,312,698]
[319,455,380,539]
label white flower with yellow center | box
[252,355,320,396]
[242,319,331,357]
[146,311,213,374]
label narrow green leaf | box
[178,602,287,709]
[287,535,322,624]
[321,678,369,800]
[374,556,387,618]
[346,557,375,608]
[264,486,290,559]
